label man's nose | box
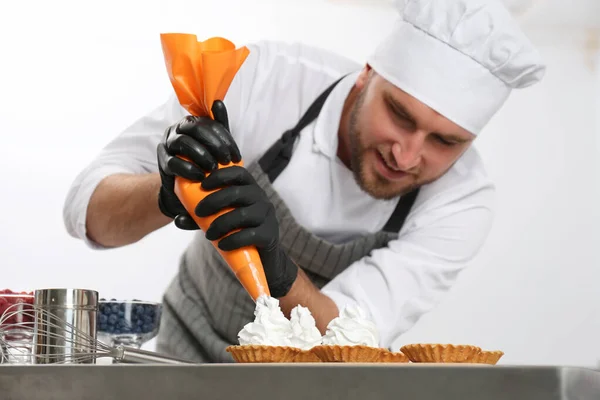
[390,137,422,171]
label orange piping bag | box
[160,33,270,301]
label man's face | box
[346,67,476,200]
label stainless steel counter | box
[0,364,599,400]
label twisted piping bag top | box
[160,34,250,118]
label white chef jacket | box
[63,40,495,348]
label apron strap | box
[258,76,345,182]
[381,188,420,233]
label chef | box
[63,0,545,362]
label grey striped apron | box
[155,77,420,363]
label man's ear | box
[356,64,373,89]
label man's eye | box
[435,135,456,146]
[391,111,413,126]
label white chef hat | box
[366,0,546,134]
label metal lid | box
[34,288,98,309]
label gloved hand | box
[156,101,242,230]
[195,166,299,298]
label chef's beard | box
[347,89,419,200]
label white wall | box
[0,1,598,366]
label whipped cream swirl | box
[238,295,293,346]
[322,304,379,347]
[289,305,322,350]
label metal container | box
[33,288,99,364]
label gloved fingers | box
[174,214,200,230]
[205,203,268,241]
[176,115,239,166]
[212,101,242,163]
[195,184,264,218]
[160,137,209,182]
[157,187,180,219]
[164,155,205,182]
[200,166,254,191]
[211,100,230,131]
[216,227,269,252]
[167,133,218,173]
[157,143,174,176]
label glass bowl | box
[0,291,35,364]
[97,299,162,348]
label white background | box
[0,0,598,367]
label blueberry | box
[107,325,115,333]
[111,298,116,301]
[119,303,126,312]
[146,307,155,317]
[100,298,106,301]
[111,304,119,314]
[99,314,108,324]
[99,305,108,315]
[135,305,144,316]
[118,311,124,318]
[99,323,107,331]
[133,326,142,334]
[108,314,118,325]
[142,315,152,324]
[136,319,144,326]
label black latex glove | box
[156,101,242,230]
[195,166,299,298]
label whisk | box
[0,302,193,365]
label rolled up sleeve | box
[321,181,495,348]
[62,94,187,249]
